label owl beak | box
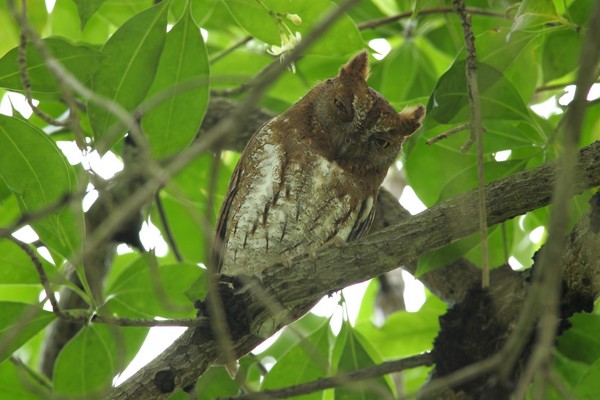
[336,139,354,158]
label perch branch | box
[108,139,600,399]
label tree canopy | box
[0,0,599,399]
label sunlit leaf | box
[0,38,101,97]
[262,318,330,398]
[427,61,531,124]
[0,115,82,258]
[88,1,168,151]
[104,256,203,318]
[0,302,55,363]
[224,0,363,56]
[335,320,394,399]
[142,7,209,159]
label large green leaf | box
[427,61,531,125]
[356,296,445,359]
[557,314,600,364]
[262,318,330,398]
[0,302,55,363]
[104,256,203,318]
[53,325,116,395]
[574,358,600,399]
[0,115,82,258]
[0,359,50,399]
[224,0,363,56]
[542,28,582,82]
[73,0,105,29]
[141,7,210,159]
[0,37,101,97]
[509,0,567,37]
[88,1,168,151]
[335,320,394,399]
[376,40,439,103]
[0,240,56,284]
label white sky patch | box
[494,150,512,162]
[200,28,209,42]
[45,0,56,13]
[559,83,600,106]
[402,270,426,312]
[369,38,392,60]
[139,220,169,256]
[0,92,36,118]
[12,225,39,243]
[400,185,427,215]
[114,324,187,386]
[508,256,524,270]
[531,95,562,118]
[529,226,545,244]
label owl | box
[214,51,424,277]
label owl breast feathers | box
[214,50,425,276]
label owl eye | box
[373,137,391,149]
[334,98,348,114]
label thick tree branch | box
[108,140,600,399]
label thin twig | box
[154,192,183,262]
[7,236,65,318]
[17,30,69,127]
[453,0,489,288]
[426,123,470,145]
[227,353,434,400]
[14,0,87,149]
[0,191,80,238]
[91,314,208,327]
[210,36,252,63]
[357,6,507,31]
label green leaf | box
[0,115,82,258]
[88,2,169,152]
[0,359,50,400]
[427,61,531,125]
[574,358,600,399]
[141,7,210,159]
[262,318,330,398]
[376,41,438,103]
[0,302,55,363]
[542,28,582,82]
[356,296,445,359]
[53,325,117,395]
[224,0,363,56]
[73,0,105,29]
[0,38,101,97]
[335,321,394,399]
[104,256,203,318]
[557,314,600,364]
[509,0,567,37]
[0,240,56,284]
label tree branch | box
[227,353,434,400]
[107,139,600,399]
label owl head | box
[312,51,425,174]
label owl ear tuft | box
[339,50,369,82]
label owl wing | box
[212,157,243,274]
[346,195,377,242]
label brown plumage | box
[214,51,425,277]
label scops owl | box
[214,51,425,277]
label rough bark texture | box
[107,137,600,399]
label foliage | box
[0,0,598,398]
